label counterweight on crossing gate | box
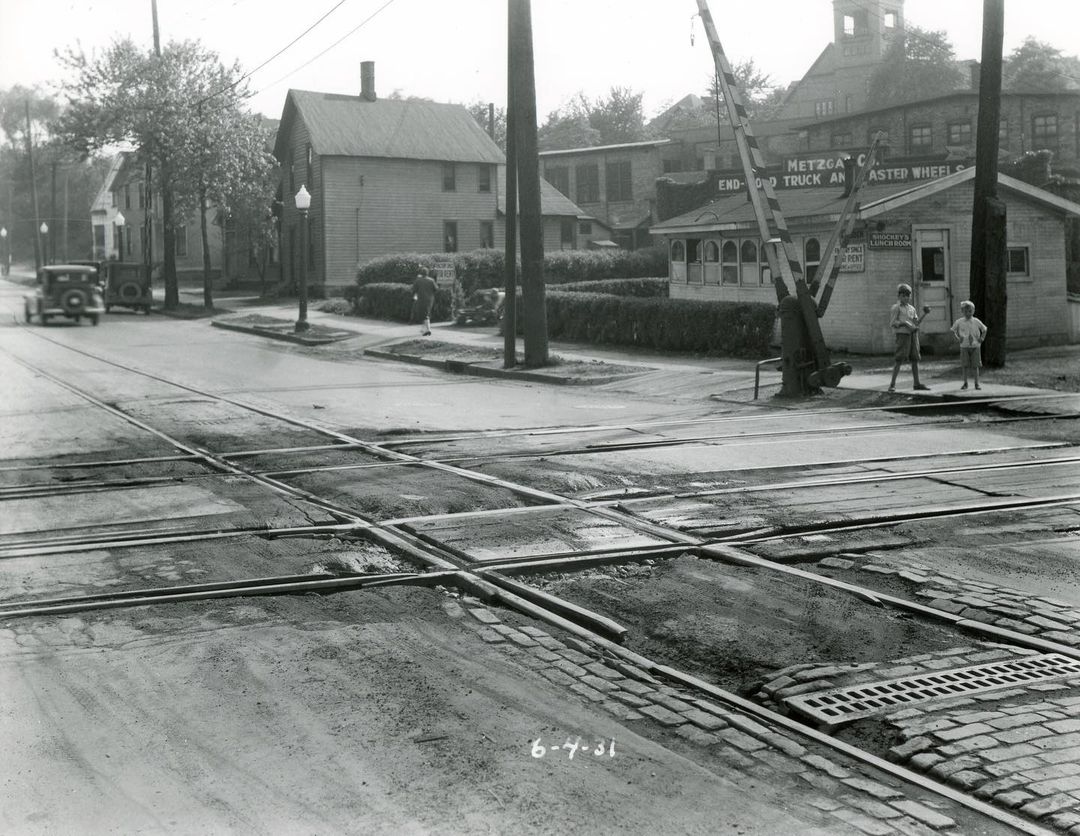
[694,0,865,396]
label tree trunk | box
[199,184,213,309]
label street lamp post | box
[39,222,49,266]
[0,227,8,276]
[294,185,311,333]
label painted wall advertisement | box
[714,157,968,194]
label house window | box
[662,159,684,173]
[442,162,456,192]
[125,185,132,210]
[670,240,686,263]
[443,221,458,253]
[478,164,491,193]
[125,225,133,257]
[306,144,313,191]
[1032,114,1058,149]
[479,221,494,249]
[138,183,146,210]
[804,237,821,284]
[544,165,569,197]
[999,118,1009,146]
[578,220,592,235]
[307,217,315,268]
[909,125,933,151]
[575,164,599,203]
[605,160,632,202]
[947,121,972,146]
[883,10,897,28]
[721,240,739,285]
[740,240,758,286]
[844,95,853,113]
[1007,246,1030,277]
[560,219,574,247]
[832,133,853,149]
[174,225,188,258]
[815,100,835,117]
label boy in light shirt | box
[950,300,988,390]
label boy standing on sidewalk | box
[950,300,988,390]
[888,283,932,392]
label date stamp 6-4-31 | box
[531,736,616,760]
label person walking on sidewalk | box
[951,300,988,391]
[412,266,437,336]
[888,283,932,392]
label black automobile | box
[24,265,106,326]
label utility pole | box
[507,0,548,367]
[503,40,518,368]
[25,100,42,274]
[63,169,70,262]
[150,0,178,308]
[50,160,57,266]
[969,0,1006,367]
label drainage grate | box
[784,653,1080,728]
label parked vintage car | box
[70,260,153,314]
[454,287,505,326]
[24,264,105,326]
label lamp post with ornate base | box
[294,185,311,333]
[0,227,8,276]
[39,222,49,266]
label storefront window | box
[721,241,739,285]
[804,238,821,284]
[740,240,758,285]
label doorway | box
[912,227,951,334]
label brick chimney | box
[361,61,376,102]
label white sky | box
[1,0,1078,122]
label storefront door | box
[913,227,952,334]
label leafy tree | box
[537,87,649,151]
[467,101,506,151]
[0,85,107,265]
[1003,37,1080,92]
[867,26,966,108]
[56,38,273,309]
[705,59,784,123]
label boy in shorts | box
[888,283,932,392]
[950,300,988,390]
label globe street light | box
[39,222,49,266]
[294,185,311,333]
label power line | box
[256,0,398,95]
[194,0,353,109]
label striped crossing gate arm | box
[815,134,885,318]
[694,0,796,303]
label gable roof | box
[497,176,586,219]
[274,90,504,164]
[651,167,1080,234]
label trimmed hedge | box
[355,247,668,296]
[557,277,669,298]
[346,282,453,323]
[543,291,774,357]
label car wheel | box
[60,287,90,316]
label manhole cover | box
[785,653,1080,728]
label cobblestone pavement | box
[445,592,1014,836]
[793,552,1080,833]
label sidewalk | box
[201,294,1080,415]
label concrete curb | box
[210,319,356,346]
[362,347,640,386]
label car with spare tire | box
[24,264,106,326]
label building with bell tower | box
[776,0,906,120]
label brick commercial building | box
[651,168,1080,354]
